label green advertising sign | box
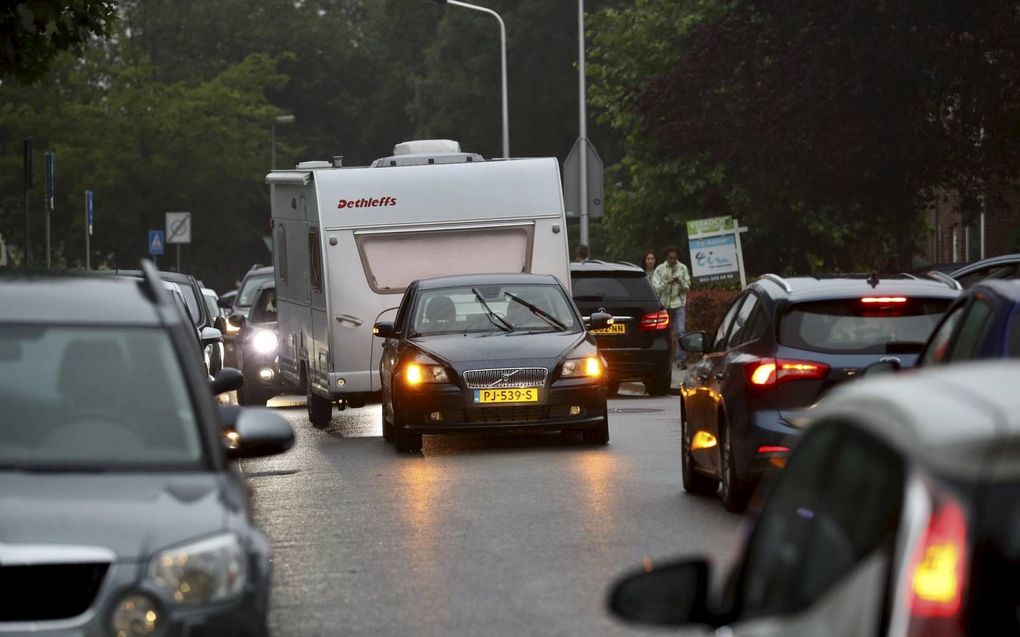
[685,216,735,237]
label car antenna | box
[140,258,173,306]
[867,271,880,288]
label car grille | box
[434,405,586,424]
[462,367,548,389]
[0,563,109,621]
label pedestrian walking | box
[651,246,691,368]
[642,249,657,280]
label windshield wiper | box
[471,288,513,332]
[504,292,568,331]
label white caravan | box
[266,140,571,424]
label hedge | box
[685,289,740,334]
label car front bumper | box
[395,379,607,434]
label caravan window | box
[357,226,532,294]
[275,225,288,283]
[309,227,323,294]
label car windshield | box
[0,325,205,470]
[411,284,579,336]
[780,297,951,354]
[238,273,274,307]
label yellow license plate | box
[591,322,626,335]
[475,388,540,404]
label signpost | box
[563,138,604,221]
[85,190,94,270]
[686,216,749,287]
[23,138,31,268]
[165,211,191,273]
[44,151,54,269]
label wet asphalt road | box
[242,388,745,637]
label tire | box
[238,383,268,407]
[645,373,671,396]
[720,428,752,513]
[393,418,423,453]
[582,417,610,445]
[607,380,621,396]
[306,382,333,428]
[681,418,718,495]
[382,408,394,442]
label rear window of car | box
[571,272,658,302]
[779,297,951,354]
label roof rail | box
[759,273,792,293]
[140,259,172,306]
[617,260,638,268]
[925,270,963,291]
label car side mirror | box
[227,407,295,459]
[200,326,223,347]
[608,559,717,627]
[228,313,247,330]
[211,367,244,395]
[372,321,398,339]
[863,357,902,377]
[679,331,708,354]
[589,311,613,331]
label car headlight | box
[251,329,279,354]
[561,356,602,378]
[146,534,247,605]
[404,362,449,386]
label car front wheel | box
[720,429,751,512]
[306,382,333,428]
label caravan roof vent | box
[393,139,461,155]
[295,160,332,169]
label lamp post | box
[428,0,509,159]
[271,114,295,170]
[577,0,589,246]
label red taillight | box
[639,310,670,331]
[756,445,790,454]
[861,296,907,304]
[906,495,969,637]
[747,358,830,386]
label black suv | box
[570,261,672,395]
[0,262,294,636]
[679,273,960,511]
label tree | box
[0,1,118,84]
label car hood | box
[411,331,589,367]
[0,472,229,561]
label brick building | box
[926,186,1020,266]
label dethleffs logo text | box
[337,196,397,209]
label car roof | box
[0,274,166,326]
[814,360,1020,482]
[243,266,274,278]
[569,260,645,274]
[950,253,1020,277]
[201,287,218,297]
[969,278,1020,303]
[416,273,562,289]
[109,269,198,286]
[753,273,960,302]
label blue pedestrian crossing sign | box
[148,230,165,256]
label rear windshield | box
[779,297,950,354]
[238,273,274,307]
[571,272,658,302]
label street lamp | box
[272,114,295,170]
[427,0,509,159]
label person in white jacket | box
[651,246,692,367]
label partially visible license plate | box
[591,322,626,335]
[474,388,540,404]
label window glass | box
[251,288,278,324]
[919,303,966,366]
[175,283,202,327]
[728,294,762,348]
[571,273,658,302]
[309,228,323,294]
[741,426,903,617]
[946,297,994,362]
[0,326,204,469]
[959,264,1018,289]
[779,298,950,354]
[1009,310,1020,357]
[274,225,288,283]
[238,273,274,307]
[713,295,745,351]
[203,293,219,321]
[357,227,531,294]
[411,284,578,336]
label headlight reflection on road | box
[571,451,622,537]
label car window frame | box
[917,299,968,366]
[945,294,996,362]
[713,294,747,352]
[727,292,766,349]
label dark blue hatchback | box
[916,279,1020,366]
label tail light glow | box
[909,499,968,617]
[747,359,830,386]
[639,310,670,331]
[861,296,907,304]
[756,445,790,454]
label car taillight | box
[639,310,670,331]
[861,296,907,304]
[746,358,830,386]
[906,494,969,637]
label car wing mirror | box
[679,331,708,354]
[200,326,223,347]
[211,367,244,395]
[608,558,717,627]
[589,311,613,331]
[372,321,398,339]
[227,407,295,459]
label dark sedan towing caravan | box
[0,264,294,637]
[373,273,612,452]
